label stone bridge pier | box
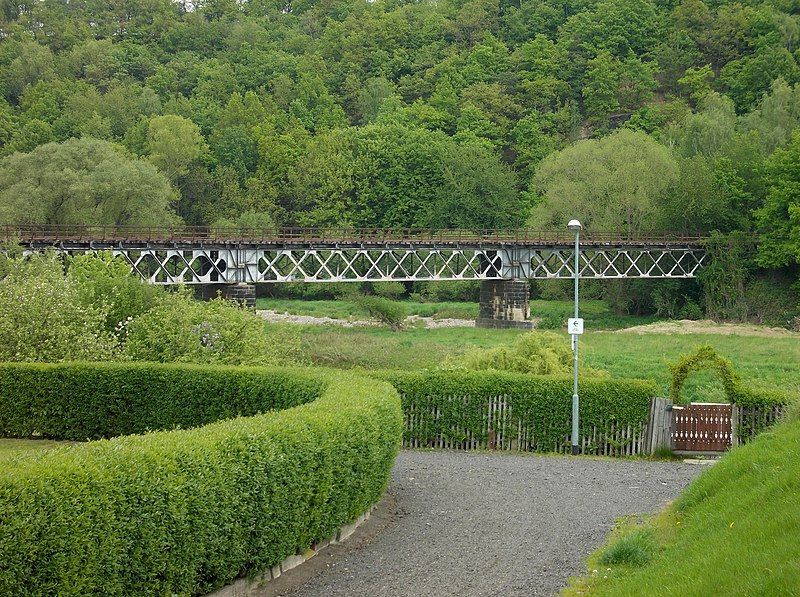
[476,279,532,329]
[195,283,256,310]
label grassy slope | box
[565,418,800,595]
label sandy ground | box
[257,310,476,329]
[259,310,798,337]
[617,319,799,338]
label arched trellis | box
[669,345,741,403]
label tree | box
[530,129,679,234]
[289,124,522,229]
[755,130,800,268]
[0,138,179,226]
[583,52,620,127]
[2,41,55,100]
[720,46,800,113]
[146,114,208,182]
[677,64,714,107]
[741,79,800,154]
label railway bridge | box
[7,226,707,328]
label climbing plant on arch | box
[669,345,741,403]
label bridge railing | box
[2,225,707,246]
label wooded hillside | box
[0,0,798,319]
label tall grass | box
[565,418,800,595]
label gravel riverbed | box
[274,451,701,597]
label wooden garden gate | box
[671,403,732,452]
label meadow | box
[265,298,800,403]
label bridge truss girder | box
[52,244,707,284]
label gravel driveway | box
[270,451,702,597]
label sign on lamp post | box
[567,219,582,456]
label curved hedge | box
[0,365,402,596]
[382,370,658,453]
[0,362,326,440]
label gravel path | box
[274,451,701,597]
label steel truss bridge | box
[7,226,707,285]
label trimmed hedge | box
[0,362,325,440]
[0,367,402,596]
[381,370,658,453]
[669,345,795,408]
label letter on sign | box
[568,318,584,335]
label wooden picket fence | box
[402,394,647,457]
[402,394,786,456]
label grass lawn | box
[563,416,800,595]
[257,298,658,329]
[290,324,800,402]
[0,438,74,462]
[257,297,478,320]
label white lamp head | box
[567,219,582,231]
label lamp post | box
[567,219,582,456]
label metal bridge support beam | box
[195,283,257,310]
[476,279,533,329]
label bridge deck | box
[6,226,707,283]
[5,225,704,248]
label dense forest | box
[0,0,798,320]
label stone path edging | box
[205,507,375,597]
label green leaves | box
[0,137,178,227]
[383,370,656,453]
[0,367,402,595]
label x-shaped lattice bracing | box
[20,244,706,283]
[255,248,502,282]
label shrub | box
[536,312,565,330]
[370,281,406,300]
[446,331,605,377]
[382,370,657,453]
[0,253,117,362]
[0,368,402,595]
[122,291,295,365]
[67,251,165,336]
[599,528,657,567]
[670,345,795,406]
[0,362,325,440]
[352,294,405,330]
[413,280,480,302]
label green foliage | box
[530,129,679,234]
[0,0,796,322]
[669,345,794,406]
[413,280,480,302]
[211,210,276,236]
[370,281,406,300]
[123,291,298,365]
[669,344,740,403]
[699,231,755,321]
[145,114,208,182]
[351,294,405,330]
[0,361,325,440]
[448,330,604,377]
[67,251,164,335]
[0,138,178,226]
[598,528,657,567]
[383,370,657,453]
[755,129,800,269]
[0,253,117,362]
[0,367,402,595]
